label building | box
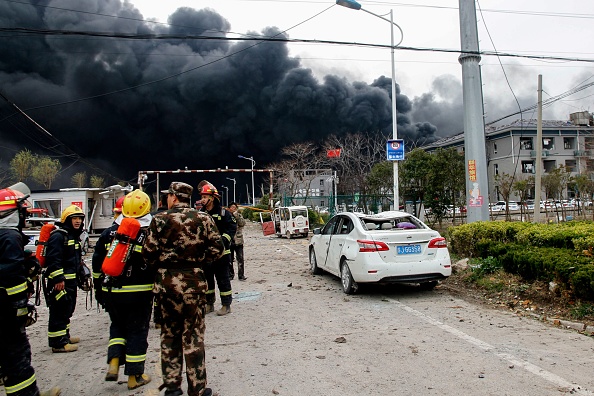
[277,168,335,208]
[423,112,594,202]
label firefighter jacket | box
[43,222,82,289]
[143,202,224,269]
[0,226,30,304]
[201,202,236,256]
[91,222,117,305]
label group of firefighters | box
[0,179,245,396]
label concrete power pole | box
[533,75,543,223]
[459,0,489,222]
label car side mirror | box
[313,228,321,235]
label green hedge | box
[449,221,594,301]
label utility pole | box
[534,75,543,223]
[459,0,489,222]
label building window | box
[494,163,499,175]
[565,159,577,172]
[493,143,498,154]
[543,138,555,150]
[563,137,575,150]
[521,161,534,174]
[520,137,533,150]
[543,160,556,173]
[319,179,324,186]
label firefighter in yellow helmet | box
[0,184,62,396]
[43,204,85,353]
[96,190,155,390]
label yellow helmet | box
[61,205,85,223]
[123,190,151,218]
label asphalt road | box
[10,222,594,396]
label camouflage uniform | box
[143,182,223,396]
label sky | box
[1,0,593,197]
[135,0,594,124]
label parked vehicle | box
[308,211,451,294]
[270,205,309,239]
[490,201,519,211]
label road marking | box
[285,246,305,256]
[388,298,593,395]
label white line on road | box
[285,246,305,256]
[388,298,593,395]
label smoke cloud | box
[0,0,442,194]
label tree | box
[10,149,36,182]
[32,156,61,188]
[495,173,515,221]
[71,172,87,188]
[399,148,432,216]
[512,175,534,221]
[367,161,393,212]
[90,175,105,188]
[572,173,594,218]
[425,148,465,226]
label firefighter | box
[96,189,154,390]
[0,183,61,396]
[143,182,224,396]
[92,195,125,304]
[43,204,85,353]
[198,182,236,316]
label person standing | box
[228,202,247,281]
[94,190,155,390]
[149,193,168,329]
[143,182,224,396]
[43,204,85,353]
[198,182,236,316]
[0,183,61,396]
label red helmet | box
[200,184,220,198]
[113,196,125,214]
[0,188,28,213]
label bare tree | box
[512,175,534,222]
[494,173,515,221]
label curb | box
[528,313,593,334]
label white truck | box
[261,205,310,239]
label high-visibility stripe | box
[55,290,66,300]
[5,372,36,394]
[133,245,142,253]
[92,272,102,279]
[48,329,67,338]
[64,273,76,280]
[223,249,231,255]
[109,338,126,347]
[67,240,75,246]
[205,289,215,295]
[220,290,233,297]
[222,233,231,241]
[5,281,28,295]
[49,268,64,278]
[102,284,153,293]
[126,354,146,363]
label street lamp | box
[226,177,236,203]
[238,155,256,206]
[221,185,229,207]
[336,0,403,209]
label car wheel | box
[286,231,292,239]
[309,248,322,275]
[419,281,438,291]
[340,261,357,295]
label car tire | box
[309,248,322,275]
[419,281,438,291]
[340,261,357,295]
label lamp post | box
[221,185,229,207]
[226,177,236,203]
[238,155,256,206]
[336,0,403,209]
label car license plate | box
[397,244,421,255]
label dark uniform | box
[201,201,236,308]
[143,182,224,396]
[43,220,83,349]
[0,210,40,396]
[92,216,155,380]
[92,222,118,307]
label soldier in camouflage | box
[143,182,224,396]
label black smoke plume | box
[0,0,442,196]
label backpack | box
[102,217,141,277]
[35,223,56,267]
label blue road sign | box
[387,139,404,161]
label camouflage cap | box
[161,182,193,199]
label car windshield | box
[291,209,307,218]
[361,215,424,230]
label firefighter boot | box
[69,336,80,344]
[105,357,119,381]
[52,343,78,353]
[205,304,214,314]
[39,387,62,396]
[128,374,151,390]
[216,305,231,316]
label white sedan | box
[308,211,451,294]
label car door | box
[326,216,353,275]
[314,216,340,272]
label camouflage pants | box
[156,268,208,396]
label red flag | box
[327,148,341,158]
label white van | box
[270,206,310,239]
